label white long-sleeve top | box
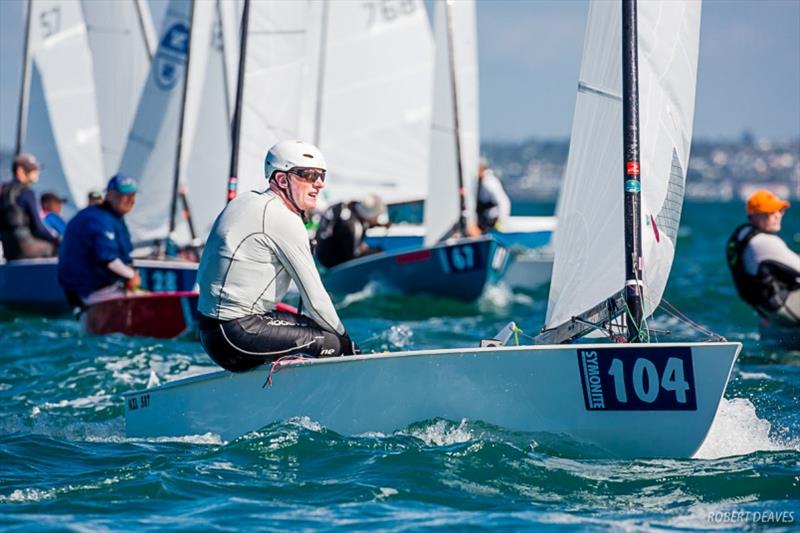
[197,189,344,335]
[478,169,511,225]
[741,229,800,277]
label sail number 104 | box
[577,347,697,411]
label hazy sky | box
[1,0,798,151]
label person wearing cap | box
[314,194,389,269]
[0,153,59,260]
[196,140,359,372]
[87,190,103,206]
[40,192,68,237]
[726,189,799,327]
[57,174,141,307]
[476,158,511,232]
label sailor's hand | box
[466,222,483,237]
[125,269,141,292]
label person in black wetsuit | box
[726,189,799,327]
[197,140,360,372]
[315,194,389,269]
[0,153,59,260]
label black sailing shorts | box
[198,310,352,372]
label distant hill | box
[4,137,797,202]
[482,137,800,202]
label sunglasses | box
[288,167,326,184]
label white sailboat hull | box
[502,248,554,292]
[125,341,740,458]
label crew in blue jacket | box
[58,174,141,307]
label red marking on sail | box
[396,250,431,264]
[626,161,640,175]
[651,214,660,243]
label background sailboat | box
[363,0,557,293]
[319,0,509,301]
[0,0,188,314]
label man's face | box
[16,167,39,185]
[751,210,784,233]
[107,190,136,216]
[286,169,325,211]
[44,200,63,214]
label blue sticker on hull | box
[577,347,697,411]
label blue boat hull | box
[365,229,552,253]
[0,258,198,315]
[322,236,508,302]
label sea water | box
[1,202,798,530]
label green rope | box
[511,324,522,346]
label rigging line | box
[632,267,650,342]
[659,298,722,339]
[660,298,713,335]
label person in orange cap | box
[726,189,799,327]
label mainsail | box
[23,0,105,215]
[82,0,155,179]
[545,0,700,329]
[118,0,212,245]
[234,0,317,195]
[424,0,479,245]
[302,0,434,207]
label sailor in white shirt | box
[197,140,358,372]
[476,158,511,231]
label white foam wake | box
[694,397,798,459]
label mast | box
[444,0,467,236]
[15,0,34,155]
[134,0,156,61]
[227,0,251,204]
[312,1,330,147]
[622,0,644,341]
[167,0,197,250]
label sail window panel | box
[636,0,700,318]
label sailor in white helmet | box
[197,140,359,372]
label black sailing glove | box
[340,332,361,356]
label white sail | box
[81,0,155,179]
[545,0,700,328]
[23,0,105,215]
[217,0,243,119]
[424,0,479,246]
[235,0,315,195]
[304,0,434,207]
[118,0,213,244]
[183,0,235,241]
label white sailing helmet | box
[264,140,327,180]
